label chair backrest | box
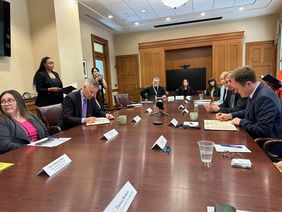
[114,94,131,107]
[36,103,62,128]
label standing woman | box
[33,57,63,106]
[91,67,108,108]
[0,90,48,154]
[206,78,220,98]
[177,79,193,96]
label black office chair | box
[114,94,131,107]
[36,103,62,135]
[263,139,282,162]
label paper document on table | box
[28,137,71,147]
[214,144,251,153]
[195,99,211,105]
[0,162,14,171]
[86,117,110,126]
[204,120,237,131]
[207,206,252,212]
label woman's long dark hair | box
[0,90,31,120]
[208,78,218,89]
[33,56,51,87]
[181,79,190,90]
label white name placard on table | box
[104,181,137,212]
[175,95,184,100]
[146,108,153,113]
[151,135,167,149]
[181,108,189,115]
[103,129,119,140]
[37,154,71,177]
[178,104,185,109]
[132,116,141,123]
[169,118,178,127]
[167,96,175,102]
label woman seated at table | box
[176,79,193,96]
[205,78,220,97]
[0,90,48,154]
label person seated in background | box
[140,77,166,100]
[0,90,48,154]
[216,66,282,157]
[33,56,64,107]
[205,78,220,98]
[206,72,247,113]
[214,71,229,105]
[176,79,193,96]
[58,78,115,131]
[91,67,107,109]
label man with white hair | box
[59,78,114,130]
[140,77,166,100]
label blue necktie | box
[82,98,87,118]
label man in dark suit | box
[217,66,282,156]
[140,77,166,100]
[59,78,114,130]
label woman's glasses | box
[1,99,15,105]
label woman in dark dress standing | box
[91,67,108,108]
[33,57,63,107]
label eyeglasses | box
[221,151,244,159]
[1,99,15,105]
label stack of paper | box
[214,144,251,153]
[204,120,237,131]
[86,117,110,126]
[28,137,71,147]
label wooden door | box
[246,41,276,78]
[116,54,140,102]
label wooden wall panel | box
[246,41,276,79]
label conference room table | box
[0,100,282,212]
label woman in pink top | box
[0,90,48,154]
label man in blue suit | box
[216,66,282,157]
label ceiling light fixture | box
[134,22,139,26]
[140,9,147,13]
[239,6,244,11]
[161,0,188,9]
[166,17,171,21]
[201,12,205,16]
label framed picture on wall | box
[83,59,88,78]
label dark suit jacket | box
[176,87,193,96]
[0,113,48,154]
[232,83,282,140]
[140,86,166,100]
[206,86,220,97]
[219,90,247,113]
[34,71,64,106]
[58,90,106,130]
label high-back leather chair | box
[114,94,131,107]
[36,103,62,134]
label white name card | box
[178,104,185,109]
[37,154,71,177]
[169,118,178,127]
[151,135,167,149]
[175,95,184,100]
[103,129,119,140]
[146,108,153,113]
[132,116,141,123]
[182,108,189,115]
[167,96,175,102]
[104,181,137,212]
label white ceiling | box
[78,0,282,33]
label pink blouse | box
[19,121,39,142]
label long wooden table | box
[0,101,282,211]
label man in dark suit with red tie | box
[217,66,282,157]
[59,78,114,130]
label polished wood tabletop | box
[0,100,282,212]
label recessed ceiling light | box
[166,17,171,21]
[140,9,147,13]
[134,22,139,26]
[239,6,244,11]
[201,12,205,16]
[108,15,113,19]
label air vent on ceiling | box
[154,17,223,28]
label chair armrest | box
[263,140,282,162]
[254,137,272,148]
[48,126,61,135]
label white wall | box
[0,0,35,94]
[114,15,279,57]
[79,18,117,89]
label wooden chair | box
[36,103,62,135]
[114,94,131,107]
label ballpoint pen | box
[220,144,243,148]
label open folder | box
[261,74,282,89]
